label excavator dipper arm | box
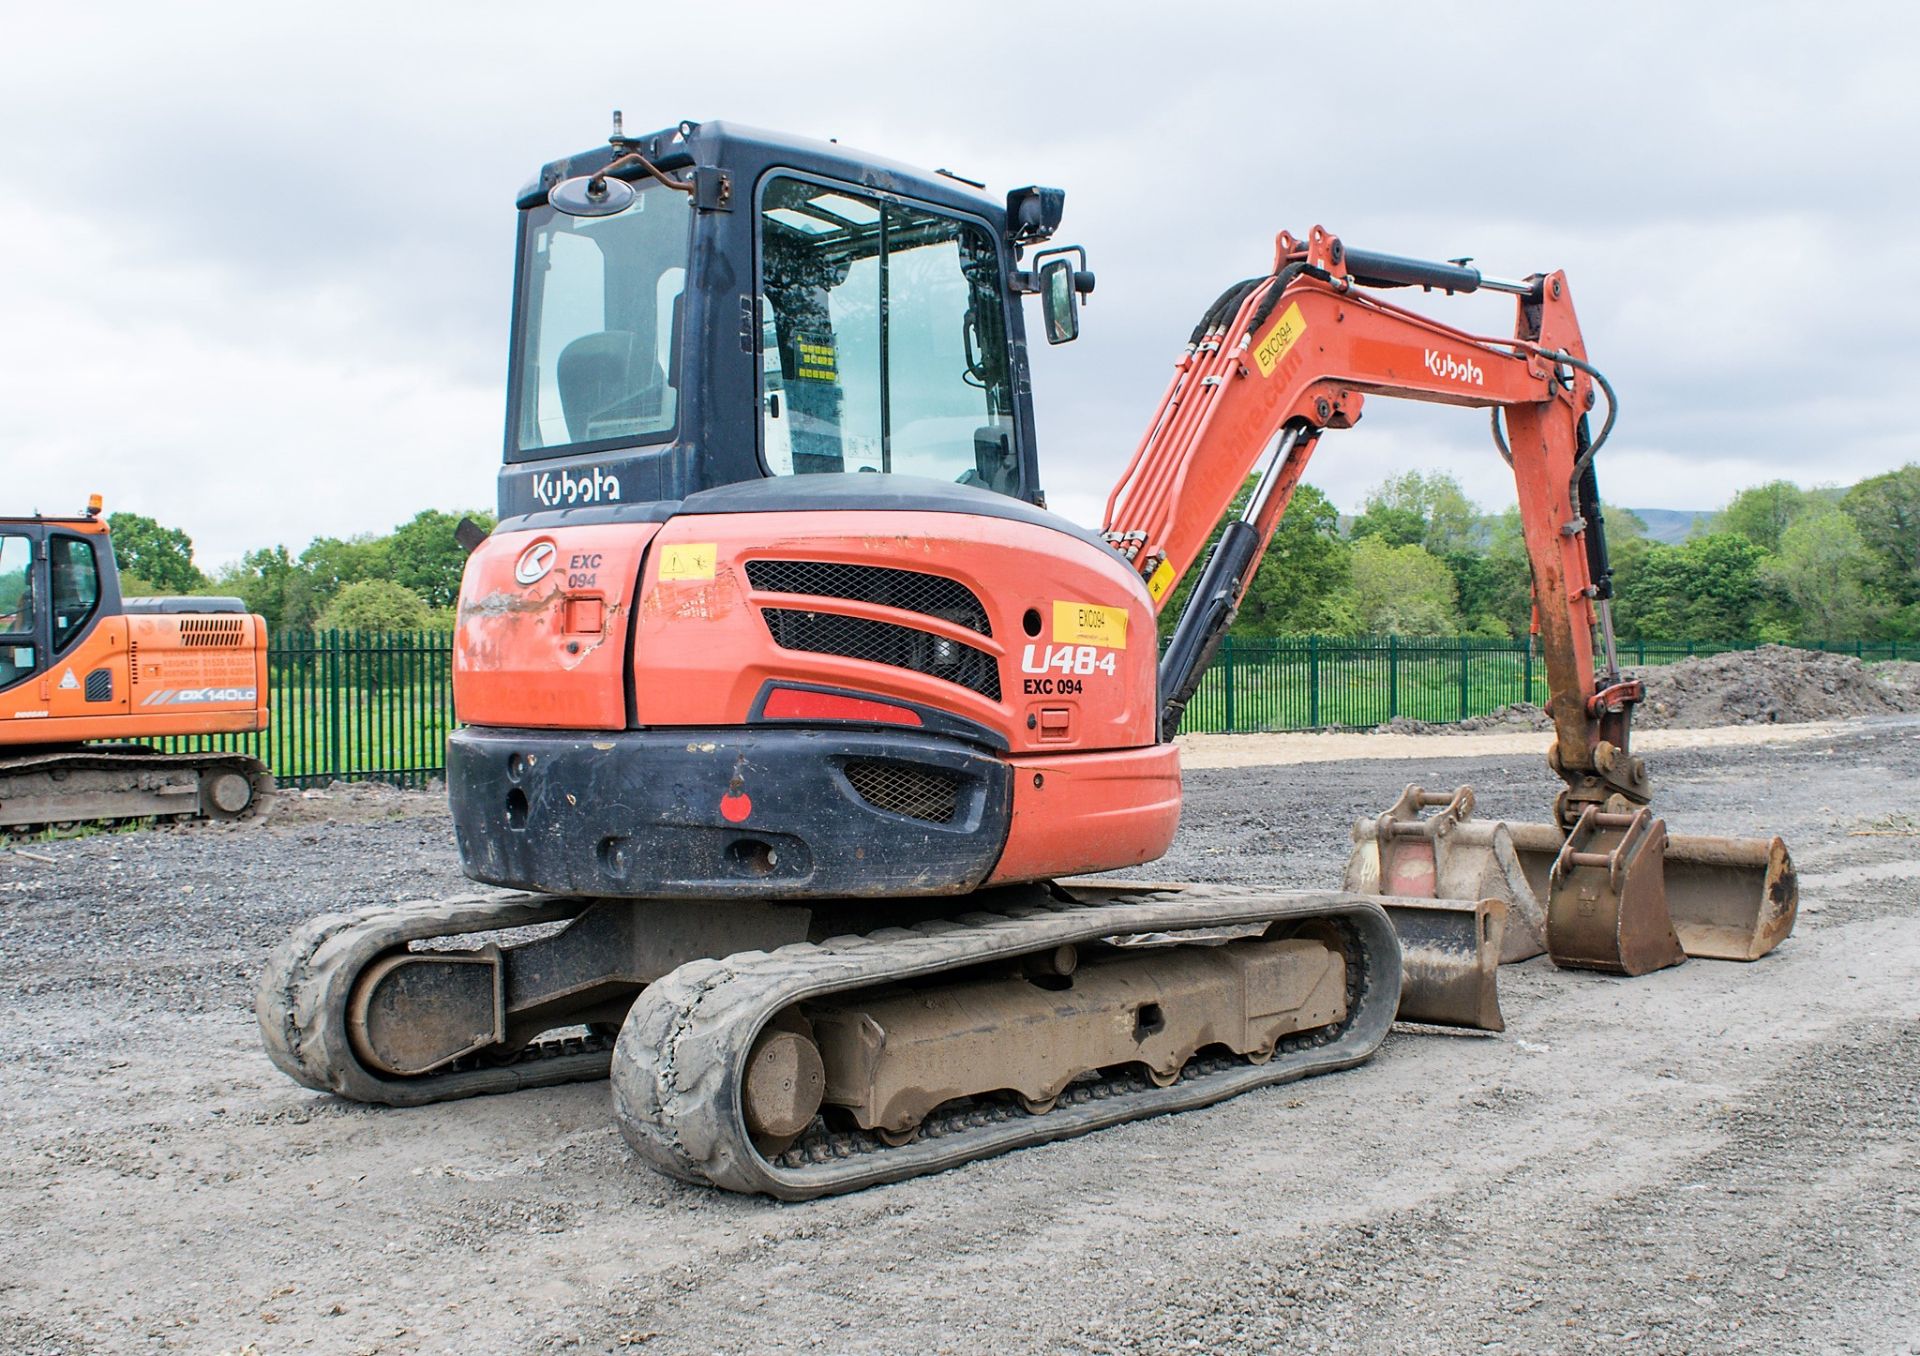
[1107,226,1640,816]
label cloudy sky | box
[4,2,1913,568]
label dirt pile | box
[1374,703,1553,736]
[1631,644,1917,728]
[1372,645,1920,735]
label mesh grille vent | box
[180,617,245,648]
[760,609,1001,701]
[745,561,990,636]
[128,641,140,684]
[844,761,962,824]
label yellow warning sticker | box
[1053,600,1129,649]
[659,543,717,581]
[1145,559,1176,603]
[1253,301,1308,378]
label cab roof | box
[516,118,1006,230]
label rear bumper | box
[447,726,1012,899]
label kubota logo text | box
[531,467,622,507]
[514,540,557,586]
[1424,349,1484,386]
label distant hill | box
[1627,508,1709,544]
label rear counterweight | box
[448,725,1013,898]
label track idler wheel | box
[741,1019,826,1155]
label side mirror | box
[1041,258,1079,345]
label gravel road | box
[2,722,1916,1355]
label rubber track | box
[0,748,274,833]
[611,886,1402,1199]
[254,891,614,1104]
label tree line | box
[1163,463,1920,643]
[107,461,1920,642]
[107,509,494,632]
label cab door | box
[41,532,128,719]
[0,530,44,702]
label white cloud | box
[2,0,1915,569]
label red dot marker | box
[720,791,752,823]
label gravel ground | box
[2,721,1917,1355]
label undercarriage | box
[0,747,272,835]
[256,881,1402,1199]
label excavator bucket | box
[1657,831,1798,961]
[1544,807,1685,975]
[1342,786,1537,1030]
[1345,785,1547,960]
[1377,894,1508,1031]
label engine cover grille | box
[745,561,990,636]
[843,760,962,824]
[760,609,1001,702]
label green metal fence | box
[127,630,1914,786]
[137,630,455,789]
[1173,634,1915,735]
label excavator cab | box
[496,118,1062,519]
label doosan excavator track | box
[256,882,1402,1199]
[0,747,273,836]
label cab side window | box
[0,534,35,688]
[49,536,101,653]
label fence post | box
[1523,636,1533,706]
[1223,635,1236,733]
[326,629,342,783]
[1388,634,1399,720]
[1309,634,1320,727]
[1459,636,1470,721]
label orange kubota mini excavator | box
[1,500,272,831]
[258,118,1794,1199]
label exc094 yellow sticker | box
[1052,600,1128,649]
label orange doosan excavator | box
[1,500,272,831]
[258,118,1794,1198]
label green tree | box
[211,545,328,632]
[1158,482,1354,638]
[1350,471,1481,554]
[1614,533,1767,641]
[1232,484,1353,635]
[300,534,391,608]
[106,512,205,594]
[1842,464,1920,605]
[387,509,493,609]
[1335,538,1461,635]
[1713,480,1812,554]
[320,579,432,632]
[1762,505,1877,642]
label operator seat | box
[557,331,663,443]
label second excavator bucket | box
[1660,831,1798,961]
[1379,894,1508,1031]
